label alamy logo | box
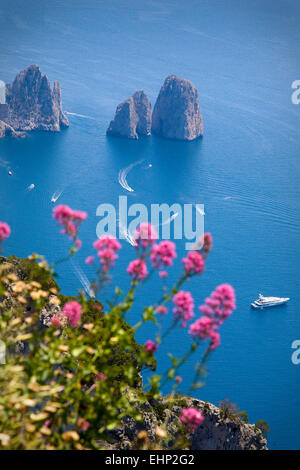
[291,340,300,365]
[96,196,205,250]
[291,80,300,105]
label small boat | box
[8,170,12,176]
[51,189,63,203]
[251,293,290,309]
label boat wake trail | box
[118,221,135,246]
[118,160,144,193]
[71,260,95,298]
[51,189,64,203]
[0,157,9,170]
[65,111,96,120]
[155,212,179,227]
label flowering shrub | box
[0,209,237,449]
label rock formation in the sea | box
[152,75,203,140]
[0,65,68,138]
[107,90,151,139]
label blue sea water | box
[1,0,300,449]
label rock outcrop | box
[104,397,268,450]
[152,75,203,141]
[0,120,26,139]
[0,65,68,138]
[107,90,151,139]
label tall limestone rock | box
[107,90,151,139]
[3,65,69,134]
[152,75,203,141]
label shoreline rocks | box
[0,65,68,139]
[103,396,268,450]
[107,90,151,139]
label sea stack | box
[2,65,69,136]
[152,75,203,140]
[107,90,151,139]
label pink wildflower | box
[209,331,221,350]
[75,239,82,249]
[134,223,158,249]
[159,270,168,278]
[172,291,194,327]
[188,316,215,339]
[62,301,82,327]
[127,259,148,281]
[199,284,236,325]
[189,284,235,349]
[85,256,95,265]
[156,305,168,315]
[50,315,62,327]
[202,232,213,252]
[150,240,177,269]
[182,251,204,275]
[53,205,87,241]
[145,340,158,354]
[98,248,118,272]
[0,222,10,241]
[93,235,121,272]
[96,372,107,381]
[180,408,204,431]
[44,420,51,427]
[93,235,121,252]
[175,376,182,384]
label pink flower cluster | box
[172,291,194,327]
[189,284,236,350]
[134,223,158,249]
[127,259,148,281]
[51,315,62,327]
[150,240,177,269]
[93,235,121,272]
[0,222,10,241]
[61,301,82,327]
[182,250,204,275]
[180,407,204,431]
[145,340,158,354]
[53,205,87,245]
[199,284,236,325]
[156,305,168,315]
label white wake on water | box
[118,159,144,193]
[65,111,96,120]
[71,260,95,298]
[118,221,135,246]
[51,189,64,203]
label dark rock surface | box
[1,65,68,136]
[152,75,203,140]
[0,120,26,139]
[104,397,267,450]
[107,90,151,139]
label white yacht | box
[251,294,290,309]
